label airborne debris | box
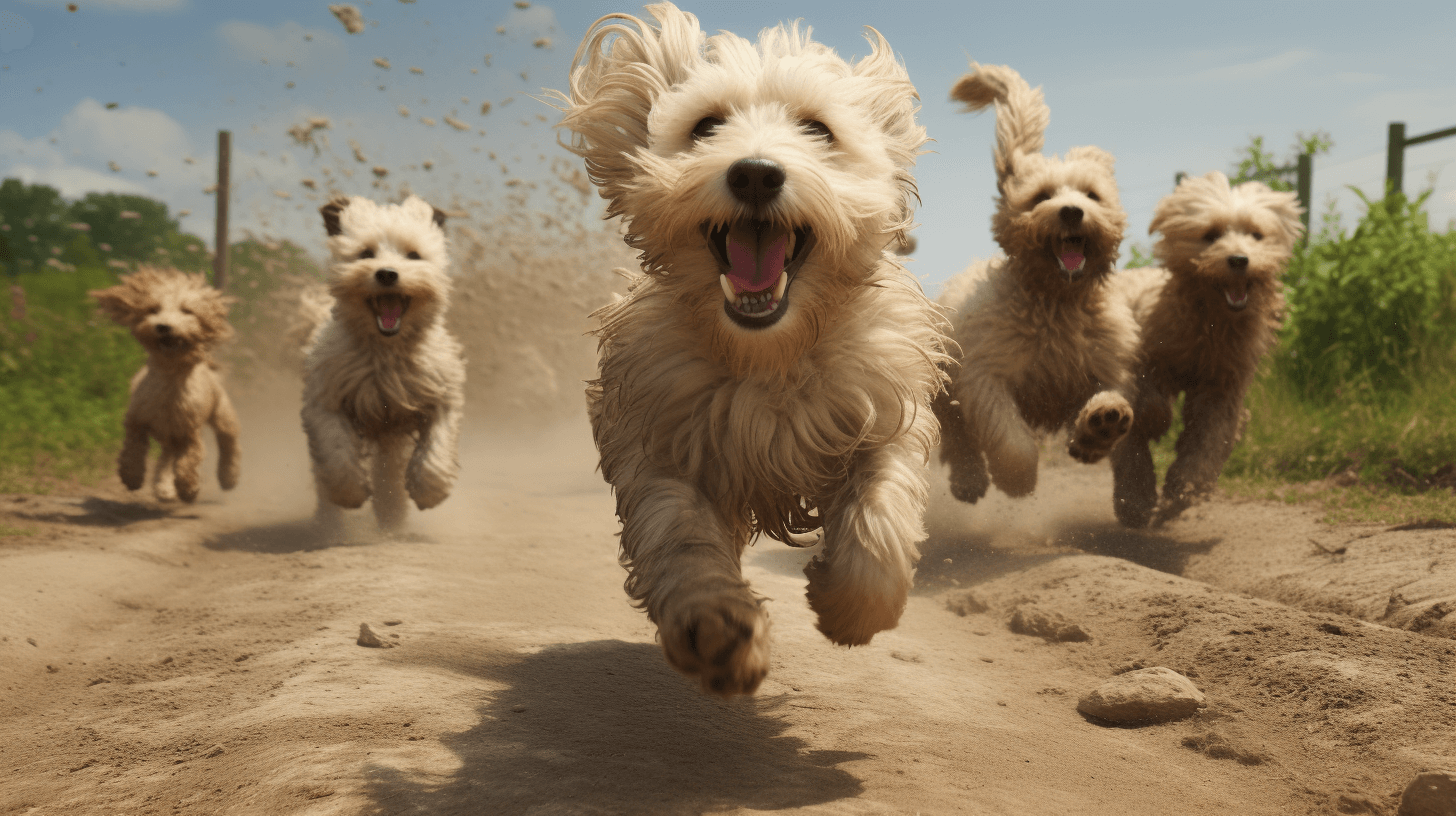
[532,38,551,49]
[373,57,391,69]
[398,105,410,117]
[444,115,470,132]
[514,1,530,7]
[146,169,157,177]
[329,4,365,35]
[357,623,394,648]
[273,190,291,200]
[107,161,120,172]
[105,102,118,109]
[372,166,388,178]
[287,117,330,151]
[409,66,424,75]
[422,160,433,170]
[479,101,492,115]
[420,117,436,127]
[349,140,367,163]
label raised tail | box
[949,62,1048,187]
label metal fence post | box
[1386,122,1405,196]
[1174,171,1186,188]
[213,130,230,291]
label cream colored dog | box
[934,62,1137,504]
[553,3,948,695]
[301,195,465,531]
[1110,172,1303,527]
[91,267,241,503]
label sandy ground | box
[2,395,1453,816]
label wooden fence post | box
[213,130,230,291]
[1386,122,1406,196]
[1296,152,1312,237]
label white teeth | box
[719,274,735,303]
[772,272,787,302]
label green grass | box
[1,265,142,492]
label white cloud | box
[497,4,559,37]
[216,19,346,70]
[1187,49,1315,84]
[56,98,195,175]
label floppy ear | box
[432,207,447,230]
[548,3,706,214]
[320,197,350,237]
[90,284,140,326]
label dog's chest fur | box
[1144,282,1283,396]
[127,361,223,441]
[304,322,461,437]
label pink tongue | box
[378,300,402,330]
[1060,252,1085,271]
[726,232,787,295]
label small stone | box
[946,591,988,617]
[383,620,403,626]
[1399,771,1456,816]
[357,623,394,648]
[204,745,225,758]
[1009,605,1091,642]
[1078,667,1205,724]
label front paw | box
[946,454,990,504]
[323,474,370,509]
[218,460,240,491]
[658,590,771,697]
[1069,395,1133,463]
[406,468,453,510]
[174,473,201,504]
[804,554,907,646]
[119,461,146,492]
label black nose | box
[1227,255,1249,271]
[726,158,786,207]
[375,268,399,286]
[1059,206,1084,226]
[155,324,171,335]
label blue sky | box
[3,0,1455,291]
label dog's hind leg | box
[1112,383,1173,528]
[371,433,412,532]
[957,375,1039,498]
[615,461,769,697]
[406,403,461,511]
[151,443,177,502]
[805,439,927,646]
[1155,387,1242,525]
[171,431,206,503]
[118,421,150,492]
[211,390,241,491]
[302,402,369,509]
[932,387,990,503]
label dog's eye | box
[1032,191,1051,206]
[801,120,834,143]
[1202,229,1222,242]
[1086,190,1101,202]
[1250,231,1263,241]
[690,117,724,142]
[406,251,422,260]
[180,307,194,316]
[358,248,376,260]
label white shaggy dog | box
[301,195,465,531]
[552,3,949,695]
[934,63,1138,504]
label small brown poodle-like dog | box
[934,62,1137,504]
[1110,172,1304,527]
[301,195,465,532]
[91,267,240,503]
[553,3,949,696]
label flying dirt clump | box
[329,4,364,35]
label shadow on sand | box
[363,639,865,815]
[201,515,426,554]
[12,496,190,527]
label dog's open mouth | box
[1223,283,1250,311]
[370,293,410,336]
[705,220,815,328]
[156,335,185,350]
[1054,235,1086,277]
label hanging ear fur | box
[1237,182,1305,246]
[432,207,447,230]
[320,197,350,237]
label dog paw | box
[406,471,453,510]
[119,464,146,492]
[1113,495,1155,528]
[153,481,177,502]
[804,554,907,646]
[1070,397,1133,463]
[325,479,370,509]
[218,462,240,491]
[174,476,201,504]
[946,456,990,504]
[659,592,771,697]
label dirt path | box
[1,408,1452,816]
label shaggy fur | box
[1110,172,1303,527]
[935,63,1137,504]
[551,3,949,696]
[301,195,465,531]
[91,267,240,503]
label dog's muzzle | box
[705,220,815,329]
[370,293,410,336]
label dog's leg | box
[931,387,990,503]
[1155,387,1243,525]
[805,440,925,646]
[168,431,205,503]
[301,402,370,509]
[211,390,241,491]
[151,443,177,502]
[406,405,461,511]
[118,421,150,492]
[615,462,768,697]
[371,433,412,531]
[1068,390,1134,464]
[957,375,1039,497]
[1113,384,1174,528]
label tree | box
[0,178,73,272]
[1230,132,1333,192]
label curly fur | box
[1110,172,1303,527]
[936,62,1137,504]
[90,266,240,503]
[553,2,949,696]
[301,195,465,531]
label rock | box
[204,744,225,759]
[357,623,394,648]
[1009,605,1091,642]
[1399,771,1456,816]
[1078,667,1205,724]
[946,592,988,617]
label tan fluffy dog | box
[301,195,465,531]
[934,63,1137,504]
[91,267,240,503]
[552,3,949,695]
[1110,172,1303,527]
